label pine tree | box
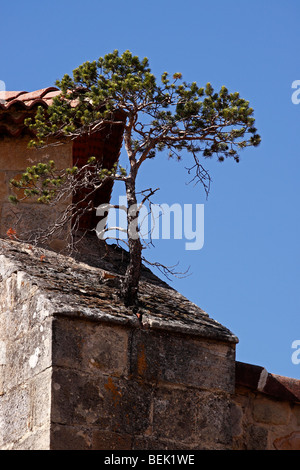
[10,50,261,307]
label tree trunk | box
[120,175,142,307]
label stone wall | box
[50,318,235,450]
[0,266,53,449]
[0,239,237,450]
[0,135,73,249]
[0,239,299,450]
[0,279,236,449]
[232,362,300,450]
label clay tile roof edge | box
[235,361,300,403]
[17,87,59,102]
[0,87,60,110]
[0,91,27,102]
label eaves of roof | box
[0,87,61,110]
[0,87,61,137]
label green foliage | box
[98,162,127,180]
[9,161,65,204]
[10,50,262,307]
[24,50,260,163]
[15,50,260,204]
[8,195,19,204]
[9,158,128,204]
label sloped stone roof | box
[0,237,238,344]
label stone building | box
[0,89,299,450]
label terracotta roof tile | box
[0,87,61,110]
[0,91,27,102]
[15,87,58,101]
[0,87,61,136]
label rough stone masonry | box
[0,237,299,450]
[0,237,238,450]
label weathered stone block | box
[0,136,73,243]
[294,405,300,426]
[196,391,233,448]
[150,387,233,449]
[0,385,31,447]
[52,318,129,376]
[51,426,133,451]
[2,321,52,392]
[30,368,52,430]
[253,396,290,425]
[91,430,132,450]
[0,137,72,171]
[0,202,70,242]
[133,436,198,450]
[51,367,153,437]
[51,368,106,427]
[11,427,50,451]
[152,386,197,444]
[246,424,269,450]
[0,173,7,201]
[230,401,243,438]
[130,329,235,393]
[273,431,300,450]
[50,424,91,450]
[0,272,41,335]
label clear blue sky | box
[1,0,299,379]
